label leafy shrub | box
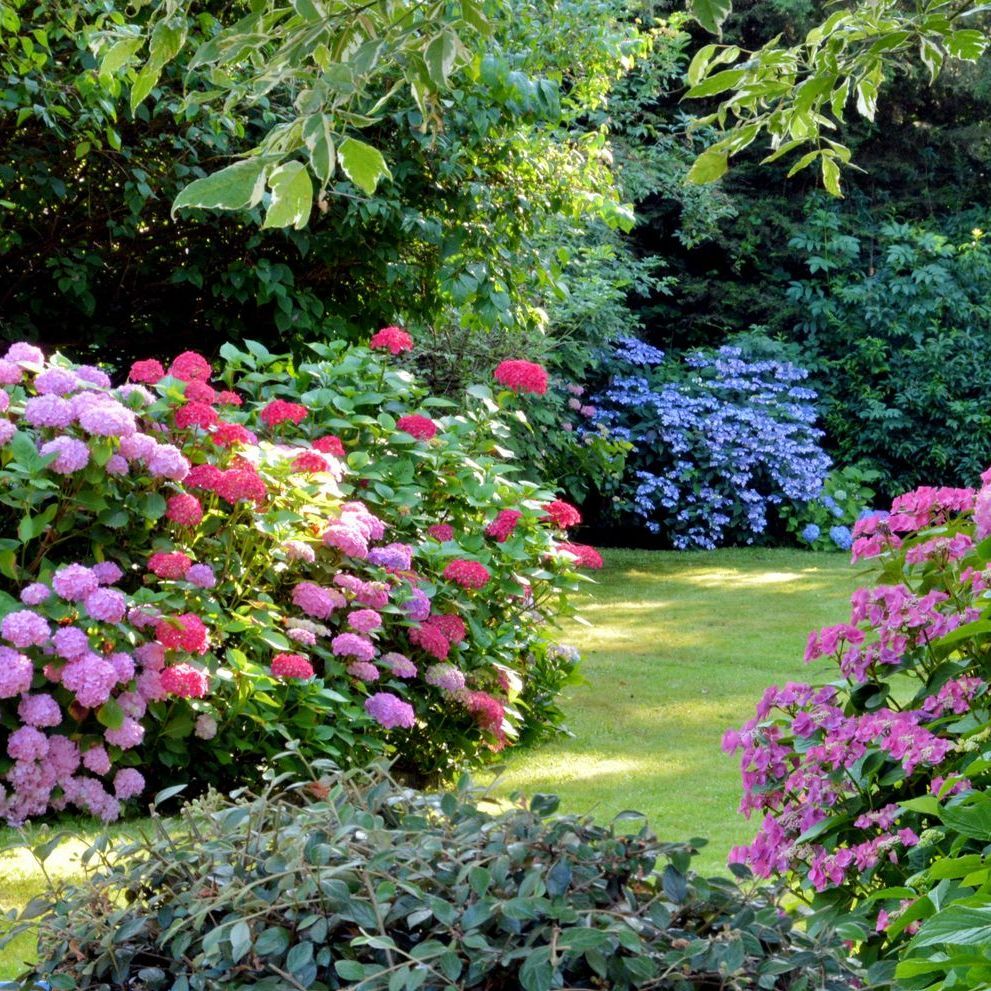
[724,468,991,981]
[0,336,597,825]
[5,765,857,991]
[780,465,879,552]
[591,339,831,548]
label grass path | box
[0,547,860,977]
[489,547,861,873]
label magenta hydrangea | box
[17,694,61,728]
[52,563,99,601]
[331,633,376,661]
[348,609,383,634]
[85,587,127,624]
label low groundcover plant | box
[2,764,857,991]
[0,335,600,824]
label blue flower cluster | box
[593,345,832,549]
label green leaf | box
[685,145,728,185]
[96,699,125,731]
[303,115,336,185]
[334,960,364,980]
[262,161,313,230]
[425,29,458,86]
[338,138,391,196]
[821,155,842,197]
[100,37,143,76]
[909,904,991,949]
[230,921,252,963]
[688,0,733,35]
[946,29,988,62]
[684,68,746,100]
[172,159,270,217]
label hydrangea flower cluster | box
[593,344,831,549]
[0,335,597,814]
[726,467,991,952]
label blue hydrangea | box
[829,525,853,551]
[591,344,831,549]
[801,523,822,543]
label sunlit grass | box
[487,547,861,874]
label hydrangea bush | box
[0,336,600,824]
[724,470,991,981]
[780,465,879,552]
[592,339,831,548]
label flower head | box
[364,692,415,729]
[443,559,490,590]
[494,359,548,395]
[271,653,315,679]
[396,414,437,441]
[369,326,413,355]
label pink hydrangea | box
[104,716,145,749]
[331,633,376,661]
[18,694,61,728]
[146,444,190,481]
[53,563,99,601]
[364,692,415,729]
[53,626,90,660]
[271,653,315,679]
[0,358,23,383]
[2,610,50,648]
[77,401,136,437]
[425,664,466,693]
[369,326,413,354]
[169,351,212,382]
[396,414,437,441]
[427,523,454,542]
[348,609,382,634]
[166,493,204,527]
[283,540,316,563]
[408,623,449,660]
[347,661,379,682]
[129,359,165,384]
[19,583,50,606]
[322,522,369,559]
[82,745,112,775]
[288,627,317,646]
[160,663,209,698]
[381,652,417,678]
[24,394,74,428]
[94,561,124,586]
[174,401,218,431]
[114,768,145,800]
[8,726,48,761]
[108,651,135,684]
[543,500,581,528]
[443,559,490,590]
[292,582,341,619]
[0,419,14,445]
[85,588,127,624]
[148,551,192,580]
[486,509,522,542]
[187,564,216,589]
[106,455,129,476]
[62,655,117,708]
[5,342,44,365]
[260,399,307,427]
[493,359,549,395]
[155,613,209,655]
[40,436,90,474]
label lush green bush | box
[0,335,596,825]
[4,764,857,991]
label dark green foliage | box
[6,765,857,991]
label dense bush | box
[724,469,991,982]
[779,465,879,552]
[5,765,857,991]
[0,336,598,825]
[591,339,831,548]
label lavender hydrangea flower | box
[425,663,466,693]
[34,368,79,395]
[92,561,123,585]
[5,342,44,365]
[1,609,50,648]
[331,633,376,661]
[367,542,414,570]
[186,564,216,589]
[77,400,136,437]
[17,693,61,728]
[114,768,145,800]
[146,444,189,480]
[364,691,415,729]
[0,648,33,697]
[0,419,14,446]
[381,652,418,678]
[40,436,90,474]
[24,394,74,428]
[19,583,50,606]
[52,564,99,601]
[85,588,127,624]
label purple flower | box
[364,692,415,729]
[401,587,431,622]
[40,436,90,474]
[77,400,136,437]
[368,542,414,570]
[108,652,135,683]
[114,768,144,800]
[322,522,369,559]
[104,716,144,749]
[0,359,23,383]
[48,735,80,781]
[348,609,382,634]
[74,365,111,388]
[347,661,380,682]
[0,648,33,697]
[62,654,117,708]
[92,562,124,585]
[8,726,48,761]
[34,368,79,396]
[381,652,418,678]
[82,745,112,775]
[24,395,74,428]
[53,626,90,659]
[186,564,216,589]
[106,455,129,476]
[17,693,61,728]
[53,564,99,601]
[19,583,51,606]
[331,633,376,661]
[85,588,127,624]
[118,433,157,460]
[0,419,14,446]
[2,609,50,648]
[425,663,466,693]
[5,342,44,365]
[146,444,190,480]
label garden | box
[4,0,991,988]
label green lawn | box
[488,547,861,873]
[0,547,860,978]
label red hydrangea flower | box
[559,542,603,569]
[211,423,257,447]
[396,414,437,441]
[155,613,209,654]
[147,551,192,580]
[184,380,217,404]
[215,466,267,505]
[174,401,219,430]
[409,623,450,660]
[313,435,345,456]
[160,663,209,698]
[165,494,203,527]
[465,690,507,748]
[185,464,224,490]
[493,359,548,395]
[271,653,315,679]
[169,351,212,382]
[291,451,329,473]
[426,613,466,645]
[261,399,308,427]
[486,509,522,542]
[129,359,165,384]
[215,390,242,406]
[543,499,582,528]
[427,523,455,542]
[443,559,490,589]
[370,325,413,355]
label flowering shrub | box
[724,468,991,979]
[780,465,879,552]
[0,336,597,823]
[592,339,831,548]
